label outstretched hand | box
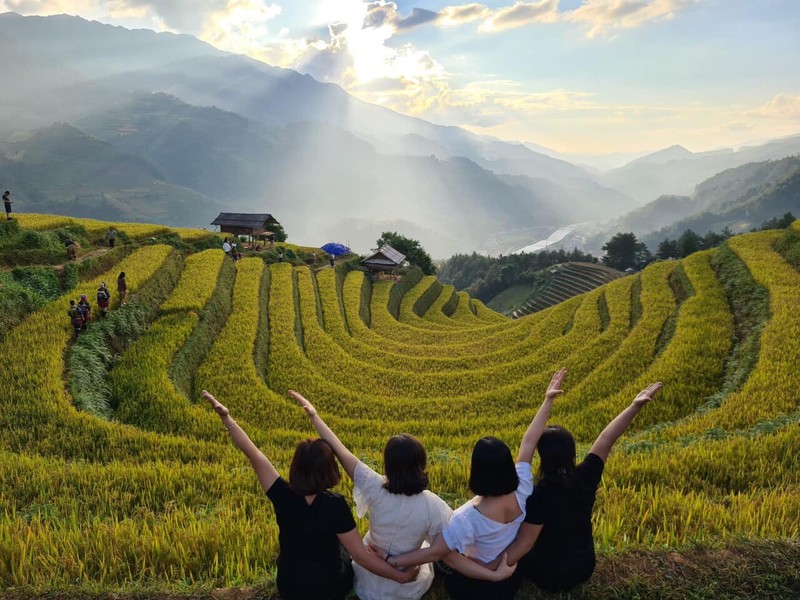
[288,390,317,418]
[201,390,229,417]
[632,382,663,406]
[545,367,567,401]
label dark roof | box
[362,244,406,267]
[211,213,279,228]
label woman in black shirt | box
[202,390,417,599]
[495,381,663,592]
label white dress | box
[351,461,453,600]
[441,462,534,563]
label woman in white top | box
[290,390,453,600]
[382,368,567,600]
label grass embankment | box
[3,541,797,599]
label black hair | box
[536,426,577,489]
[469,436,519,497]
[383,433,429,496]
[288,438,341,495]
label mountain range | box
[0,11,798,256]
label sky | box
[4,0,800,154]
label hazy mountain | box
[0,123,220,224]
[641,165,800,248]
[597,156,800,249]
[4,93,623,255]
[602,135,800,203]
[625,144,694,166]
[0,12,600,190]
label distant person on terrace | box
[117,272,127,306]
[106,227,117,248]
[292,389,459,600]
[202,390,419,600]
[492,382,664,593]
[375,369,570,600]
[3,190,13,220]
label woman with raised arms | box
[376,368,569,600]
[488,382,664,593]
[290,389,456,600]
[202,390,417,600]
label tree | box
[271,222,288,243]
[677,229,701,258]
[758,212,796,231]
[656,238,679,260]
[376,231,436,275]
[601,232,652,271]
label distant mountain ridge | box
[1,11,799,256]
[600,156,800,249]
[0,12,637,255]
[602,135,800,203]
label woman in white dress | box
[380,368,568,600]
[290,390,453,600]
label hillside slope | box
[1,214,800,597]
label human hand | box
[492,553,517,581]
[397,565,420,583]
[632,382,663,407]
[288,390,317,418]
[367,543,389,561]
[201,390,229,417]
[545,367,567,401]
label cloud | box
[362,0,398,29]
[396,7,439,30]
[749,93,800,120]
[437,3,491,27]
[565,0,695,38]
[200,0,282,56]
[480,0,559,32]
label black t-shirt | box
[266,477,356,589]
[522,453,604,586]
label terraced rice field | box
[2,217,800,597]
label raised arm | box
[202,390,279,493]
[338,528,419,584]
[518,368,566,463]
[289,390,358,479]
[589,382,663,462]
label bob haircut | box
[383,433,429,496]
[536,426,577,489]
[469,436,519,497]
[288,438,341,495]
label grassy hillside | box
[2,215,800,598]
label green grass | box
[486,283,536,313]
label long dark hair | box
[383,433,429,496]
[536,426,577,489]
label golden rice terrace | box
[1,214,800,598]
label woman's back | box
[521,453,604,591]
[267,477,356,598]
[353,462,451,600]
[442,461,533,564]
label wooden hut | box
[211,213,280,241]
[361,245,406,276]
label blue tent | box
[321,242,351,256]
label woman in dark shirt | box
[202,390,417,599]
[496,382,663,592]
